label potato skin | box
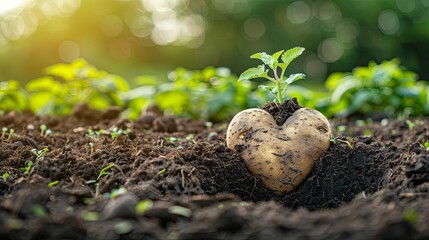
[226,108,331,194]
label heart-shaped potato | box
[226,108,331,194]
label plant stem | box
[273,68,283,103]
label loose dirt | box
[0,103,429,239]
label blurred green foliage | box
[2,57,429,121]
[321,59,429,118]
[125,66,266,121]
[25,59,129,116]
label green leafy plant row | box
[1,57,428,120]
[1,59,268,122]
[320,59,429,118]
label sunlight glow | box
[0,0,28,15]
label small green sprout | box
[2,172,10,182]
[89,142,94,155]
[135,199,153,215]
[110,127,131,140]
[1,127,7,139]
[39,124,52,137]
[82,211,99,221]
[336,125,346,132]
[364,129,372,137]
[31,204,47,218]
[165,136,177,142]
[86,129,105,139]
[403,209,418,226]
[31,147,49,159]
[424,141,429,151]
[238,47,305,104]
[96,163,116,181]
[8,129,14,141]
[20,161,33,175]
[168,205,192,217]
[48,180,59,187]
[185,134,194,141]
[157,168,166,176]
[330,136,353,149]
[406,120,415,130]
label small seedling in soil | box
[88,142,94,155]
[1,127,7,139]
[39,124,52,137]
[48,180,59,187]
[2,172,9,182]
[406,120,415,130]
[110,127,131,140]
[403,209,418,226]
[20,161,33,175]
[157,168,166,176]
[31,148,49,160]
[105,186,127,199]
[86,129,105,139]
[330,136,354,150]
[2,128,15,141]
[97,163,116,181]
[82,211,99,221]
[31,204,47,218]
[8,128,14,141]
[424,142,429,152]
[364,129,372,137]
[238,47,305,104]
[227,47,332,194]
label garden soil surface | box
[1,102,429,240]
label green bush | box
[0,80,28,115]
[26,59,129,116]
[322,59,429,118]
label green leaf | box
[238,65,265,81]
[250,52,263,60]
[285,73,305,85]
[258,85,275,92]
[281,47,305,69]
[272,50,284,69]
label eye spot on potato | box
[265,160,271,164]
[238,130,251,139]
[317,125,328,134]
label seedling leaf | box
[238,65,265,81]
[281,47,305,69]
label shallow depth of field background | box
[0,0,428,87]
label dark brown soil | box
[260,98,303,126]
[0,105,429,240]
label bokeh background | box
[1,0,429,87]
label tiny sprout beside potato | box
[226,47,332,195]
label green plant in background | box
[0,80,28,115]
[125,66,267,122]
[25,59,129,116]
[322,59,429,118]
[238,47,305,104]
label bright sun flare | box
[0,0,28,15]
